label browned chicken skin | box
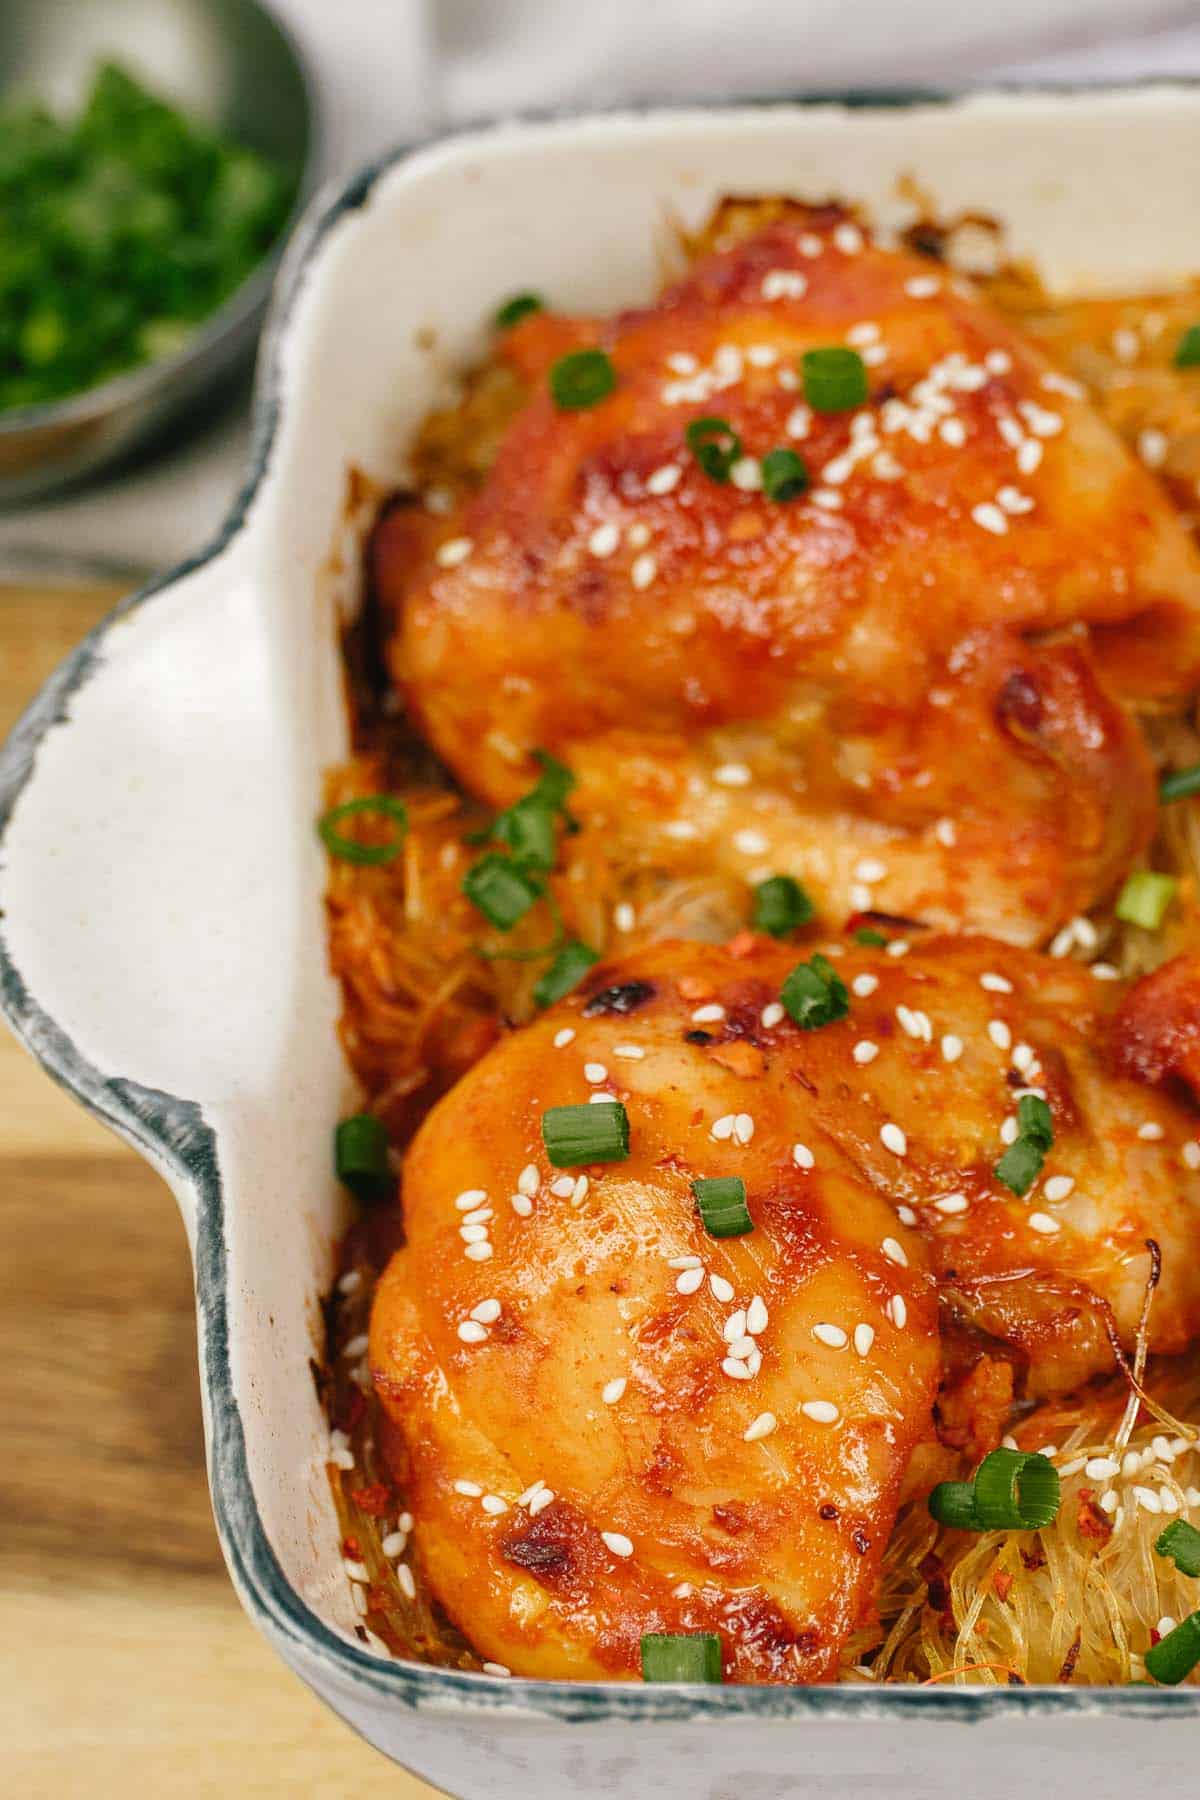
[369,933,1200,1682]
[377,206,1200,946]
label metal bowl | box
[0,0,319,505]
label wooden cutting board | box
[0,578,435,1798]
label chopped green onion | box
[1161,762,1200,803]
[533,940,599,1008]
[760,447,810,502]
[854,926,888,947]
[640,1632,723,1683]
[550,348,615,411]
[802,346,869,413]
[1156,1519,1200,1578]
[692,1175,754,1239]
[495,292,544,329]
[927,1480,982,1530]
[685,415,743,482]
[1174,324,1200,369]
[462,853,542,929]
[971,1448,1061,1530]
[1115,870,1177,931]
[541,1100,630,1167]
[491,794,559,871]
[780,952,849,1030]
[995,1135,1045,1198]
[753,874,814,937]
[529,747,576,812]
[318,795,408,866]
[334,1114,391,1201]
[928,1448,1061,1533]
[1145,1611,1200,1684]
[1016,1093,1053,1151]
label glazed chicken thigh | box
[378,206,1200,946]
[369,934,1200,1682]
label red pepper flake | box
[341,1534,363,1560]
[366,1582,395,1613]
[349,1483,393,1517]
[992,1570,1014,1602]
[724,930,759,959]
[1020,1545,1047,1571]
[1076,1486,1114,1543]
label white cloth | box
[5,0,1200,573]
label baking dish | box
[4,87,1200,1797]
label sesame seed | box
[554,1028,576,1048]
[1122,1451,1142,1479]
[813,1322,848,1348]
[1044,1175,1074,1201]
[1000,1116,1019,1146]
[988,1019,1012,1051]
[676,1267,704,1296]
[1029,1212,1060,1235]
[329,1445,355,1470]
[465,1242,493,1262]
[628,521,651,549]
[646,464,681,495]
[612,1043,645,1060]
[886,939,910,958]
[669,1254,702,1269]
[730,456,762,491]
[396,1564,417,1601]
[734,1112,755,1144]
[1016,438,1043,475]
[854,1324,876,1356]
[517,1164,539,1197]
[664,819,698,843]
[786,404,812,440]
[714,761,752,786]
[726,1335,757,1361]
[343,1334,369,1358]
[799,233,823,256]
[801,1399,840,1424]
[528,1488,554,1517]
[853,1040,879,1065]
[572,1175,589,1205]
[1138,1121,1164,1141]
[454,1480,483,1497]
[886,1294,907,1328]
[849,883,872,912]
[462,1206,493,1225]
[880,1123,907,1157]
[934,1193,968,1215]
[381,1531,407,1557]
[344,1557,370,1581]
[1132,1485,1162,1515]
[905,275,941,298]
[1091,963,1120,981]
[711,1113,735,1141]
[834,223,864,254]
[1138,427,1168,469]
[854,857,888,884]
[1085,1457,1120,1480]
[941,1034,963,1063]
[984,349,1012,376]
[1112,327,1140,364]
[510,1193,533,1217]
[550,1175,575,1198]
[338,1269,362,1296]
[1099,1489,1119,1513]
[881,1236,908,1266]
[614,903,636,933]
[602,1377,627,1405]
[1012,1043,1035,1073]
[436,537,473,568]
[455,1189,488,1210]
[846,322,881,346]
[733,829,769,856]
[743,1411,778,1441]
[980,972,1014,994]
[457,1320,488,1344]
[897,1205,917,1227]
[584,1062,609,1084]
[722,1358,754,1380]
[471,1299,501,1326]
[1184,1142,1200,1171]
[746,1295,769,1335]
[793,1142,814,1169]
[692,1003,725,1025]
[861,344,888,367]
[602,1531,634,1557]
[972,502,1008,535]
[747,344,779,367]
[424,485,453,515]
[852,975,879,1000]
[997,485,1034,515]
[707,1275,733,1305]
[667,351,698,374]
[762,269,808,300]
[460,1224,490,1244]
[761,1001,785,1028]
[481,1494,509,1516]
[588,522,620,557]
[631,553,658,590]
[723,1309,749,1342]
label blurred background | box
[3,2,1200,1793]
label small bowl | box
[0,0,319,505]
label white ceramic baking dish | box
[4,88,1200,1800]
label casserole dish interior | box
[5,88,1200,1785]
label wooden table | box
[0,579,435,1798]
